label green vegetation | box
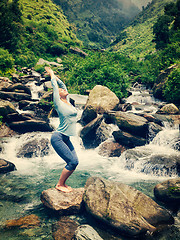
[0,48,15,76]
[0,0,81,70]
[57,51,142,99]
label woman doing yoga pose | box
[45,67,78,193]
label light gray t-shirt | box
[51,77,77,136]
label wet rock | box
[83,85,119,115]
[158,104,179,115]
[123,147,180,176]
[74,224,103,240]
[107,111,148,138]
[6,83,31,95]
[154,179,180,209]
[5,214,40,229]
[80,115,103,148]
[83,177,174,237]
[52,216,78,240]
[98,141,126,157]
[41,188,84,215]
[0,91,31,101]
[9,119,53,133]
[0,158,16,174]
[0,100,16,117]
[17,138,50,158]
[113,130,147,148]
[5,112,32,123]
[0,77,12,90]
[80,106,97,126]
[144,154,180,176]
[0,123,16,137]
[148,122,163,141]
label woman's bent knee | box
[66,158,79,171]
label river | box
[0,84,179,239]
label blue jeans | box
[51,131,79,171]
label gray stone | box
[113,112,148,138]
[74,224,103,240]
[0,158,16,174]
[83,177,173,236]
[84,85,120,114]
[113,130,146,148]
[0,100,16,117]
[154,179,180,208]
[17,138,50,158]
[80,115,103,148]
[98,141,126,157]
[41,188,84,215]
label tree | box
[0,0,23,51]
[153,15,172,49]
[153,0,180,49]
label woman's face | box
[59,88,69,98]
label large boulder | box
[41,188,84,215]
[17,138,50,158]
[80,106,97,126]
[80,115,103,148]
[106,111,149,138]
[113,130,146,148]
[0,100,16,117]
[83,177,174,237]
[81,85,120,125]
[154,179,180,209]
[0,159,16,174]
[74,225,103,240]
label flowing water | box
[0,84,179,239]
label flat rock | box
[41,188,84,215]
[5,214,40,229]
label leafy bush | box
[61,52,140,99]
[0,48,14,75]
[48,43,68,56]
[163,67,180,104]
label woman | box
[45,66,78,193]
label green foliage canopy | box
[0,0,23,51]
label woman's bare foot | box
[55,184,72,193]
